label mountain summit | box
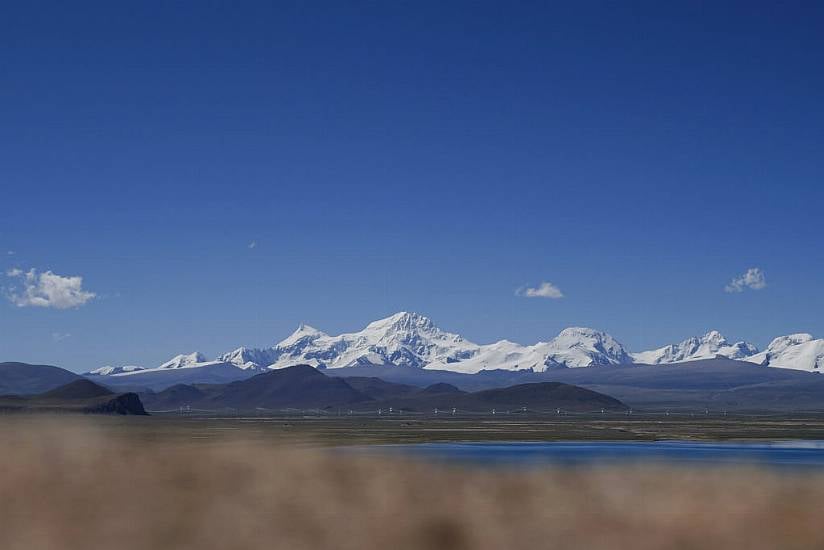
[89,313,824,378]
[268,311,480,370]
[543,327,633,368]
[747,334,824,372]
[632,331,758,364]
[424,326,632,373]
[159,352,209,370]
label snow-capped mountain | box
[86,365,147,376]
[92,351,264,381]
[87,311,824,379]
[425,327,633,373]
[217,315,629,373]
[268,312,481,370]
[158,352,209,370]
[118,312,482,378]
[544,327,633,368]
[747,334,824,372]
[217,347,280,370]
[632,331,759,364]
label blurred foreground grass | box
[1,417,823,550]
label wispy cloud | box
[5,268,96,309]
[52,332,71,342]
[725,267,767,293]
[248,241,257,249]
[516,281,564,299]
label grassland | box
[5,410,823,445]
[4,414,824,550]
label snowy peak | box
[277,324,328,349]
[764,333,815,352]
[551,327,627,354]
[543,327,632,368]
[86,365,146,376]
[217,347,279,370]
[423,327,632,373]
[632,331,758,365]
[87,317,632,377]
[364,311,437,334]
[268,311,480,370]
[747,334,824,372]
[87,313,824,377]
[158,352,209,370]
[702,330,726,346]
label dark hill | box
[326,360,824,411]
[141,366,626,414]
[140,384,211,410]
[41,379,113,400]
[466,382,625,411]
[0,362,81,395]
[217,365,369,409]
[0,379,147,415]
[419,383,463,395]
[359,381,627,413]
[81,393,147,415]
[342,377,419,400]
[145,365,371,411]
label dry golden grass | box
[1,419,823,550]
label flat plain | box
[4,415,824,550]
[6,411,824,445]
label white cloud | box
[516,281,564,299]
[52,332,71,342]
[248,241,257,249]
[725,267,767,293]
[7,251,14,256]
[5,268,96,309]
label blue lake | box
[360,441,824,468]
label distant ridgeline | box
[7,357,824,413]
[86,314,824,388]
[135,364,626,413]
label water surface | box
[362,440,824,468]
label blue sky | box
[1,1,823,372]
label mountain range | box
[11,357,824,412]
[139,364,628,413]
[86,312,824,387]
